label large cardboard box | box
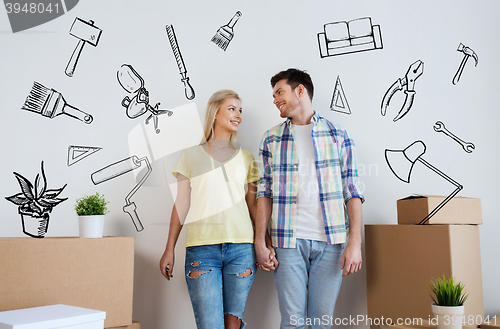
[481,316,500,329]
[109,321,141,329]
[365,225,484,326]
[397,195,482,225]
[0,237,134,328]
[378,319,478,329]
[0,304,106,329]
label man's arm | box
[340,197,363,277]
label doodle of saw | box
[381,60,424,122]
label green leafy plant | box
[430,275,469,306]
[74,193,109,216]
[5,161,67,216]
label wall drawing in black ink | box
[91,155,152,232]
[385,140,463,224]
[22,82,93,124]
[330,76,351,114]
[68,145,102,166]
[5,161,68,238]
[165,25,195,100]
[452,43,478,85]
[65,18,102,77]
[317,17,382,58]
[118,64,173,134]
[381,60,424,122]
[211,11,242,51]
[434,121,475,153]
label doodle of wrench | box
[433,121,475,153]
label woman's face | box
[214,97,242,135]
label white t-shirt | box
[291,123,327,242]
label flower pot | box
[78,215,105,238]
[20,210,50,238]
[432,303,464,329]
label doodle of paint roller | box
[65,18,102,77]
[91,155,152,232]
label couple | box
[159,68,365,329]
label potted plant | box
[5,161,67,238]
[430,275,469,329]
[74,193,109,238]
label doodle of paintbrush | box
[211,11,242,51]
[22,82,93,124]
[165,25,195,101]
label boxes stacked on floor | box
[365,195,484,328]
[0,304,106,329]
[0,237,136,328]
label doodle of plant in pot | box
[5,161,68,238]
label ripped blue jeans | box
[185,243,256,329]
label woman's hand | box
[160,249,175,280]
[265,230,279,269]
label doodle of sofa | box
[317,17,383,58]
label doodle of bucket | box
[20,210,50,238]
[78,215,105,238]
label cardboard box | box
[0,237,134,328]
[481,316,500,329]
[365,225,484,327]
[0,304,106,329]
[397,195,482,225]
[108,321,141,329]
[378,319,478,329]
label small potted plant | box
[5,161,67,238]
[74,193,109,238]
[430,275,469,329]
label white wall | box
[1,0,499,328]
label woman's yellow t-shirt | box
[172,145,258,247]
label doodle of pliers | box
[381,60,424,122]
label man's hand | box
[340,242,362,277]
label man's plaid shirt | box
[257,112,365,248]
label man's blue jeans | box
[274,239,344,329]
[185,243,256,329]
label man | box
[255,68,365,329]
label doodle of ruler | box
[67,145,102,166]
[91,155,152,232]
[330,76,351,114]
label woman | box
[160,90,269,329]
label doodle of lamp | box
[385,140,463,224]
[91,156,152,232]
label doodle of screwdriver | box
[166,25,195,100]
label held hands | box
[340,241,362,277]
[255,233,279,272]
[160,249,175,280]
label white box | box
[0,304,106,329]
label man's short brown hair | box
[271,68,314,101]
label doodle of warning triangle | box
[67,145,102,166]
[330,76,351,114]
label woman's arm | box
[246,182,277,271]
[159,174,191,280]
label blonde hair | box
[201,89,241,143]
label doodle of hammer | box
[65,18,102,77]
[452,43,478,85]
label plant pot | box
[432,303,464,329]
[78,215,105,238]
[20,210,50,238]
